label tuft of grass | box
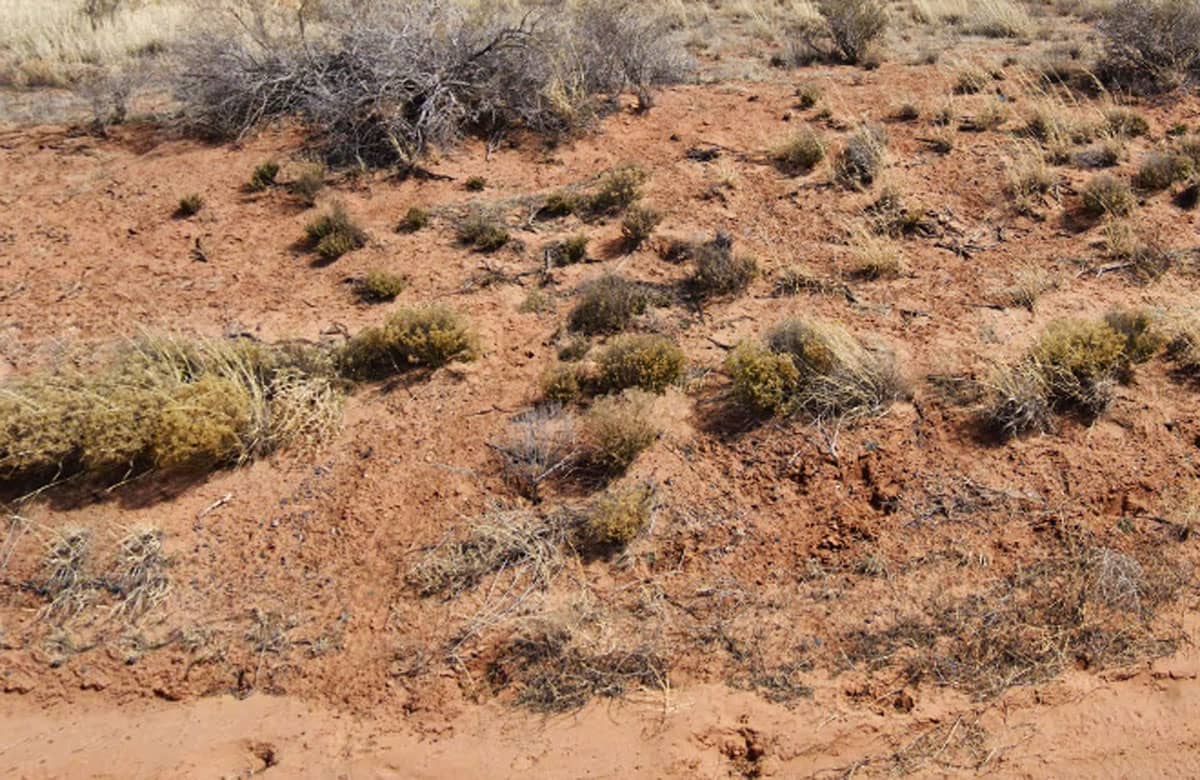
[1132,152,1194,192]
[772,126,827,174]
[355,269,409,303]
[690,232,758,298]
[248,160,280,192]
[847,229,904,280]
[174,193,203,218]
[1006,147,1058,214]
[1080,174,1135,217]
[954,65,991,95]
[834,124,887,189]
[546,234,590,266]
[585,165,648,215]
[814,0,888,65]
[304,202,368,261]
[728,319,903,419]
[398,206,430,233]
[0,335,343,484]
[1103,222,1175,281]
[620,205,662,248]
[290,163,326,207]
[108,526,170,619]
[1104,107,1150,138]
[865,186,924,236]
[596,335,686,394]
[568,275,651,335]
[337,306,478,380]
[578,483,655,550]
[456,211,510,252]
[998,264,1056,311]
[1105,308,1165,363]
[796,83,824,109]
[983,362,1054,438]
[38,527,93,620]
[464,176,487,192]
[582,389,661,475]
[1168,319,1200,376]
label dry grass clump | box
[407,509,563,598]
[0,336,343,485]
[290,163,326,207]
[456,211,510,252]
[174,193,203,218]
[912,0,1032,38]
[847,229,904,280]
[585,165,649,216]
[578,483,655,550]
[546,234,590,266]
[1098,0,1200,93]
[984,316,1158,437]
[796,82,824,109]
[1166,317,1200,376]
[1104,106,1150,138]
[727,319,904,419]
[568,275,652,335]
[834,124,887,189]
[398,206,430,233]
[689,232,758,298]
[954,65,992,95]
[596,335,686,394]
[337,306,478,380]
[493,405,580,500]
[865,186,924,236]
[1103,222,1176,281]
[998,264,1056,311]
[248,160,280,193]
[487,623,667,712]
[1132,151,1194,191]
[620,205,662,248]
[304,202,367,261]
[772,126,827,174]
[354,269,408,303]
[107,526,170,619]
[1080,174,1136,217]
[581,390,661,474]
[1005,147,1059,213]
[775,264,839,296]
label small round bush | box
[620,205,662,248]
[725,342,800,415]
[582,390,660,474]
[175,193,203,218]
[773,127,826,175]
[356,269,408,303]
[1080,174,1135,217]
[398,206,430,233]
[1105,308,1165,363]
[580,484,654,550]
[338,306,478,379]
[568,275,650,335]
[597,335,686,394]
[1132,152,1194,191]
[541,364,584,404]
[834,124,887,189]
[692,237,757,298]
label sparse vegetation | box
[1099,0,1200,93]
[457,211,510,252]
[586,165,648,215]
[546,234,590,266]
[291,163,326,207]
[690,232,758,298]
[772,126,826,174]
[248,160,280,192]
[727,319,904,419]
[806,0,889,65]
[398,206,430,233]
[847,230,904,280]
[1132,151,1194,191]
[1080,174,1136,217]
[619,205,662,248]
[834,124,887,189]
[568,275,651,335]
[175,193,203,218]
[578,483,654,550]
[596,335,686,394]
[304,203,368,261]
[355,270,409,303]
[581,389,661,474]
[464,176,487,192]
[337,306,478,380]
[540,364,585,405]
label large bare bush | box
[174,0,691,168]
[1099,0,1200,93]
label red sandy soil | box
[3,60,1200,777]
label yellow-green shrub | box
[579,483,655,549]
[582,390,660,474]
[597,335,685,394]
[338,306,479,379]
[725,342,800,415]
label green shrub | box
[248,160,280,192]
[620,205,662,248]
[691,233,757,298]
[542,191,581,218]
[582,390,661,474]
[1080,174,1135,216]
[1104,308,1165,363]
[772,126,827,175]
[398,206,430,233]
[586,166,648,215]
[338,306,478,379]
[304,203,368,260]
[597,335,686,394]
[834,124,887,189]
[457,211,510,252]
[1132,152,1194,191]
[579,483,655,549]
[725,342,801,415]
[355,269,409,303]
[551,234,590,265]
[175,193,203,218]
[1030,318,1128,415]
[568,275,651,335]
[464,176,487,191]
[1104,107,1150,138]
[541,364,584,404]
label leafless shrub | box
[492,405,580,500]
[174,1,691,168]
[107,526,170,619]
[1099,0,1200,93]
[36,527,93,621]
